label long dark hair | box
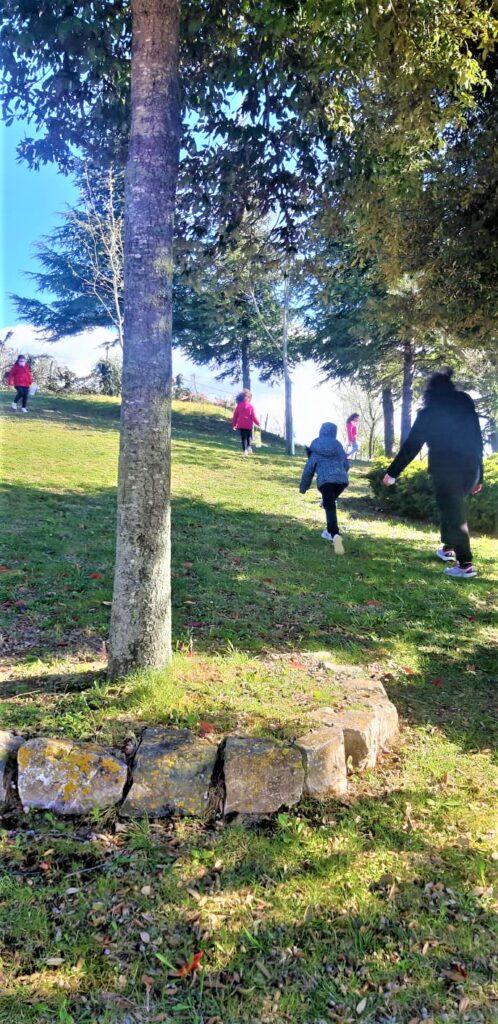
[423,370,456,407]
[346,412,360,423]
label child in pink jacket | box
[232,390,260,456]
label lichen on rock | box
[121,727,218,818]
[223,736,304,815]
[17,738,128,815]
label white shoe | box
[242,449,248,457]
[436,547,455,562]
[247,446,253,455]
[333,534,345,555]
[444,564,477,579]
[11,402,18,412]
[321,529,333,541]
[21,407,28,414]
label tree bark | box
[400,341,414,444]
[108,0,180,679]
[382,385,395,457]
[241,338,251,390]
[489,418,498,453]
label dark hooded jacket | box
[299,423,349,492]
[387,389,483,484]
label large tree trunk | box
[108,0,180,679]
[400,341,414,444]
[382,385,395,457]
[489,418,498,453]
[241,338,251,390]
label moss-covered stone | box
[121,728,218,818]
[17,738,127,815]
[223,736,304,815]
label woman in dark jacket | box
[383,371,483,579]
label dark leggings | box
[319,482,347,537]
[14,386,29,409]
[433,466,479,566]
[239,428,252,451]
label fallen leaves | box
[177,951,203,976]
[198,721,215,737]
[89,572,103,579]
[430,677,444,688]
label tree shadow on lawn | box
[0,788,496,1023]
[1,482,496,754]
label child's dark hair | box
[236,389,252,403]
[16,354,26,361]
[346,412,360,423]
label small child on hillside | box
[232,389,260,456]
[346,412,360,458]
[300,422,349,554]
[7,355,33,414]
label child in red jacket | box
[232,389,260,456]
[7,355,33,413]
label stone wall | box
[1,663,399,821]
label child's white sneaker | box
[11,402,18,411]
[321,529,333,541]
[21,407,28,414]
[247,446,253,455]
[333,534,345,555]
[436,547,455,562]
[444,564,477,579]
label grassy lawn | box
[0,393,497,1023]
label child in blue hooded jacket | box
[300,422,349,554]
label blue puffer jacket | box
[299,423,349,492]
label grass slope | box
[0,394,497,1024]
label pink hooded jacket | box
[232,400,260,430]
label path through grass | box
[0,395,497,1023]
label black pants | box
[319,482,347,537]
[14,386,29,409]
[433,466,479,566]
[239,428,252,451]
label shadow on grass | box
[1,477,497,753]
[0,787,496,1022]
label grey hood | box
[310,422,342,456]
[299,422,349,492]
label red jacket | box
[7,362,33,388]
[232,400,260,430]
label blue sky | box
[0,119,76,323]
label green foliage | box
[91,358,122,396]
[368,456,498,535]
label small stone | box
[17,738,127,815]
[296,726,347,799]
[121,728,218,818]
[0,730,24,807]
[223,736,304,815]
